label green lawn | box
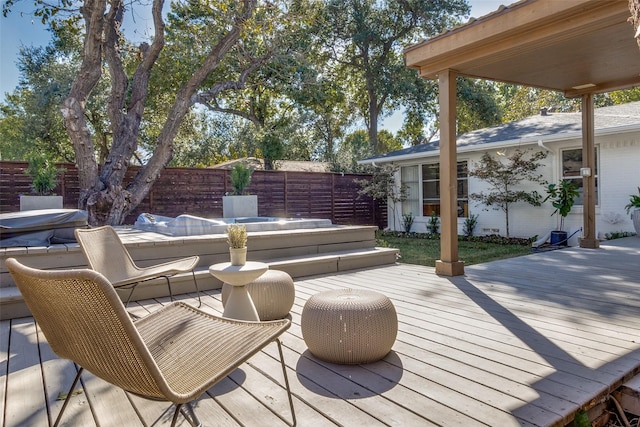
[376,231,533,267]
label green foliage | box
[0,36,77,162]
[608,87,640,104]
[463,213,479,238]
[401,212,414,233]
[319,0,470,153]
[495,85,640,123]
[497,86,581,122]
[469,149,547,237]
[604,231,636,240]
[543,180,580,231]
[169,113,239,167]
[624,187,640,214]
[25,155,65,195]
[230,163,254,195]
[426,211,440,234]
[455,78,502,133]
[355,164,406,202]
[331,130,374,173]
[355,163,407,229]
[572,409,591,427]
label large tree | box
[3,0,296,225]
[318,0,469,155]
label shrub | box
[463,213,479,237]
[25,156,65,196]
[230,163,253,195]
[401,212,414,233]
[426,212,439,234]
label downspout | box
[537,139,552,152]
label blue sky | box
[0,0,507,132]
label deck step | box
[0,246,398,320]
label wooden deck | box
[2,237,639,426]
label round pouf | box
[301,289,397,364]
[222,269,295,320]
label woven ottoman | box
[222,269,295,320]
[301,289,397,364]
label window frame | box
[560,147,599,207]
[400,160,468,218]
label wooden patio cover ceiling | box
[404,0,640,97]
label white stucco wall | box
[389,129,640,244]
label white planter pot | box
[632,209,640,237]
[20,195,63,211]
[222,195,258,218]
[229,247,248,266]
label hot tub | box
[133,213,333,236]
[0,209,88,247]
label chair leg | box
[122,285,137,307]
[172,402,201,427]
[276,339,297,427]
[182,402,202,426]
[191,270,202,308]
[162,276,174,302]
[171,403,183,427]
[53,366,84,427]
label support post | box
[435,69,464,276]
[579,93,599,248]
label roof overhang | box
[359,122,640,165]
[404,0,640,97]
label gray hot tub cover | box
[0,209,88,247]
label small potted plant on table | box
[227,224,248,266]
[624,187,640,236]
[544,180,579,246]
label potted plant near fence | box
[20,156,65,211]
[222,162,258,218]
[624,187,640,236]
[544,180,579,246]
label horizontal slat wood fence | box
[0,161,386,227]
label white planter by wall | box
[20,195,63,211]
[632,209,640,237]
[222,195,258,218]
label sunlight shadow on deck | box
[446,274,640,425]
[296,351,403,398]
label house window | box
[561,148,598,205]
[421,161,468,217]
[401,166,420,216]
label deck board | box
[1,237,639,426]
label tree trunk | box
[631,0,640,50]
[63,0,256,225]
[368,95,379,155]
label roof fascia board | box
[358,123,640,165]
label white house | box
[360,102,640,245]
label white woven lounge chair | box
[75,225,201,307]
[5,257,296,427]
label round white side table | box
[209,261,268,321]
